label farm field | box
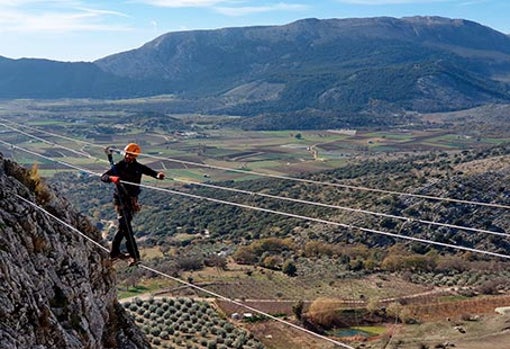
[120,271,510,349]
[2,110,510,184]
[1,99,510,349]
[116,253,510,349]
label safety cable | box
[1,118,508,210]
[0,139,98,175]
[0,119,94,146]
[140,264,354,348]
[2,139,509,260]
[135,181,510,260]
[0,138,508,240]
[125,148,510,210]
[13,193,355,349]
[0,122,93,158]
[179,180,510,238]
[16,194,108,252]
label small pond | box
[333,328,374,338]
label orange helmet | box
[124,143,141,157]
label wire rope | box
[5,133,510,347]
[14,193,355,349]
[135,181,510,260]
[0,137,508,240]
[133,149,510,210]
[1,118,508,210]
[178,179,510,238]
[2,139,509,260]
[0,122,93,158]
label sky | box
[0,0,509,62]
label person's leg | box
[119,203,140,261]
[110,204,128,259]
[110,230,124,258]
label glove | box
[109,176,120,184]
[157,172,165,180]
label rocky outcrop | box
[0,153,149,348]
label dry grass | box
[387,313,510,349]
[244,321,338,349]
[454,155,510,174]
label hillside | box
[0,57,142,99]
[96,16,510,115]
[1,16,510,130]
[1,103,510,348]
[45,135,510,268]
[0,154,149,348]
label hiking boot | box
[128,258,140,267]
[110,253,130,261]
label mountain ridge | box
[1,16,510,129]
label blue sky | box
[0,0,508,62]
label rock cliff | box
[0,153,149,348]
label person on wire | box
[101,143,165,266]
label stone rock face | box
[0,154,150,349]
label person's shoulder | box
[136,161,156,173]
[135,160,149,168]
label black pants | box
[110,195,140,260]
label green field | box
[4,117,509,183]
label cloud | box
[0,0,87,8]
[214,3,309,16]
[0,0,61,5]
[0,1,130,33]
[333,0,452,4]
[458,0,491,5]
[132,0,237,7]
[132,0,309,18]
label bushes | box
[282,260,297,277]
[29,163,53,204]
[303,241,341,258]
[233,238,294,265]
[306,297,346,329]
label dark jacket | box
[101,159,159,197]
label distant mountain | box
[0,57,139,99]
[2,16,510,128]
